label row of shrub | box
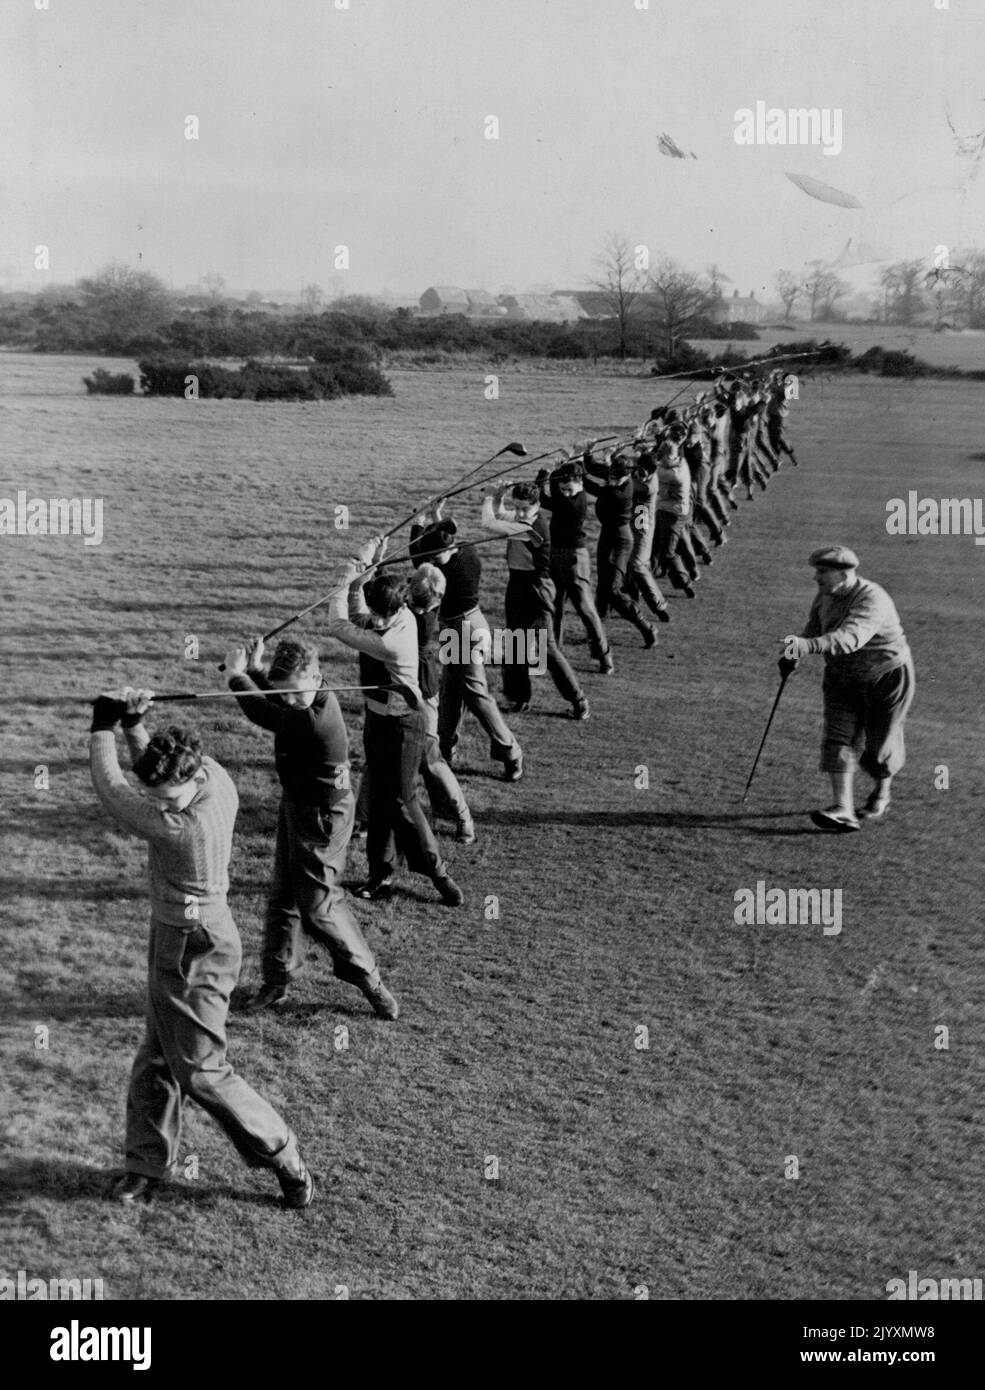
[128,350,393,400]
[646,338,975,381]
[82,336,975,398]
[83,368,135,394]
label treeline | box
[5,301,756,362]
[0,263,756,362]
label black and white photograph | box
[1,0,982,1342]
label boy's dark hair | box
[510,481,540,505]
[668,424,687,443]
[364,572,406,619]
[418,519,458,556]
[634,452,657,477]
[269,638,319,680]
[608,457,631,480]
[134,726,204,788]
[555,461,584,483]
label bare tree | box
[803,261,850,322]
[299,282,324,314]
[200,271,227,300]
[951,248,985,327]
[645,257,714,356]
[592,234,646,358]
[774,270,801,319]
[879,259,925,326]
[706,263,733,302]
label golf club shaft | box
[153,685,378,702]
[741,671,791,802]
[380,442,525,540]
[376,529,532,567]
[0,685,381,703]
[440,447,564,499]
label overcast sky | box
[2,0,984,297]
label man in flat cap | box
[779,546,915,832]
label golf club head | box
[505,441,528,457]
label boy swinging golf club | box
[324,534,465,907]
[224,635,400,1019]
[88,688,315,1208]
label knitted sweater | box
[228,670,349,803]
[89,726,237,929]
[802,578,911,683]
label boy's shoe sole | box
[110,1173,162,1205]
[353,879,395,901]
[360,977,400,1021]
[809,808,861,833]
[277,1154,315,1210]
[434,876,465,907]
[243,984,289,1013]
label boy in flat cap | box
[779,546,915,832]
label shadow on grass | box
[1,990,146,1022]
[477,808,810,831]
[0,1158,275,1209]
[0,875,147,903]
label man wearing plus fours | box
[780,546,915,833]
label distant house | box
[498,293,588,324]
[711,290,765,326]
[418,286,502,316]
[420,286,472,315]
[462,289,507,317]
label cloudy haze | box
[2,0,984,296]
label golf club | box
[380,440,528,541]
[740,669,793,802]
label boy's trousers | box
[262,792,378,988]
[126,911,302,1180]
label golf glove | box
[90,696,127,732]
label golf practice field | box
[1,352,982,1300]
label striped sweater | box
[89,726,237,929]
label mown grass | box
[1,358,983,1299]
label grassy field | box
[1,358,983,1299]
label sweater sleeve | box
[409,524,427,568]
[802,595,823,640]
[480,494,530,538]
[228,670,283,732]
[89,731,188,843]
[805,585,888,657]
[325,573,404,662]
[123,722,151,767]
